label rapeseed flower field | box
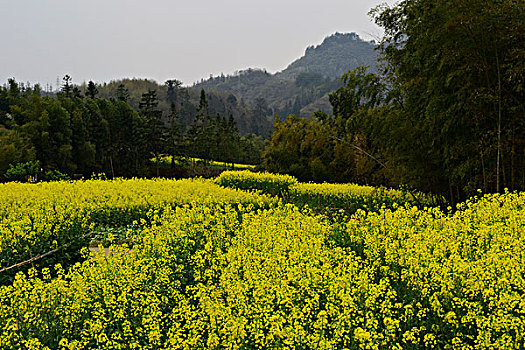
[0,173,523,349]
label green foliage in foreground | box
[4,160,40,182]
[0,192,524,349]
[4,160,71,182]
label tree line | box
[262,0,524,205]
[0,77,264,181]
[95,78,274,137]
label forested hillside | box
[195,32,377,118]
[277,32,378,80]
[0,29,379,181]
[57,32,375,140]
[89,79,272,137]
[0,79,265,180]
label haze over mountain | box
[277,32,378,80]
[194,32,378,118]
[89,32,378,137]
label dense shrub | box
[215,170,298,196]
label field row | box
[216,170,438,211]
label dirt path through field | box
[88,246,131,258]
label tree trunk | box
[496,51,502,193]
[109,156,115,179]
[481,150,487,192]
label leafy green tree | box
[72,86,82,99]
[211,113,241,166]
[83,98,109,172]
[0,130,36,178]
[5,160,40,182]
[222,114,241,165]
[327,67,391,184]
[70,106,96,175]
[239,133,265,165]
[263,114,352,182]
[123,101,149,176]
[0,77,162,179]
[252,98,271,136]
[226,94,237,107]
[7,78,21,107]
[138,89,159,111]
[101,98,148,177]
[329,66,385,132]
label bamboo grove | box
[262,0,524,205]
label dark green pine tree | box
[116,84,129,102]
[86,81,99,99]
[188,89,213,165]
[165,79,182,104]
[61,75,72,98]
[139,89,165,176]
[166,102,184,168]
[223,114,241,167]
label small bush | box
[216,170,298,196]
[4,160,40,182]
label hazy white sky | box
[1,0,391,88]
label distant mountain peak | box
[193,31,378,123]
[305,32,373,54]
[278,32,377,80]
